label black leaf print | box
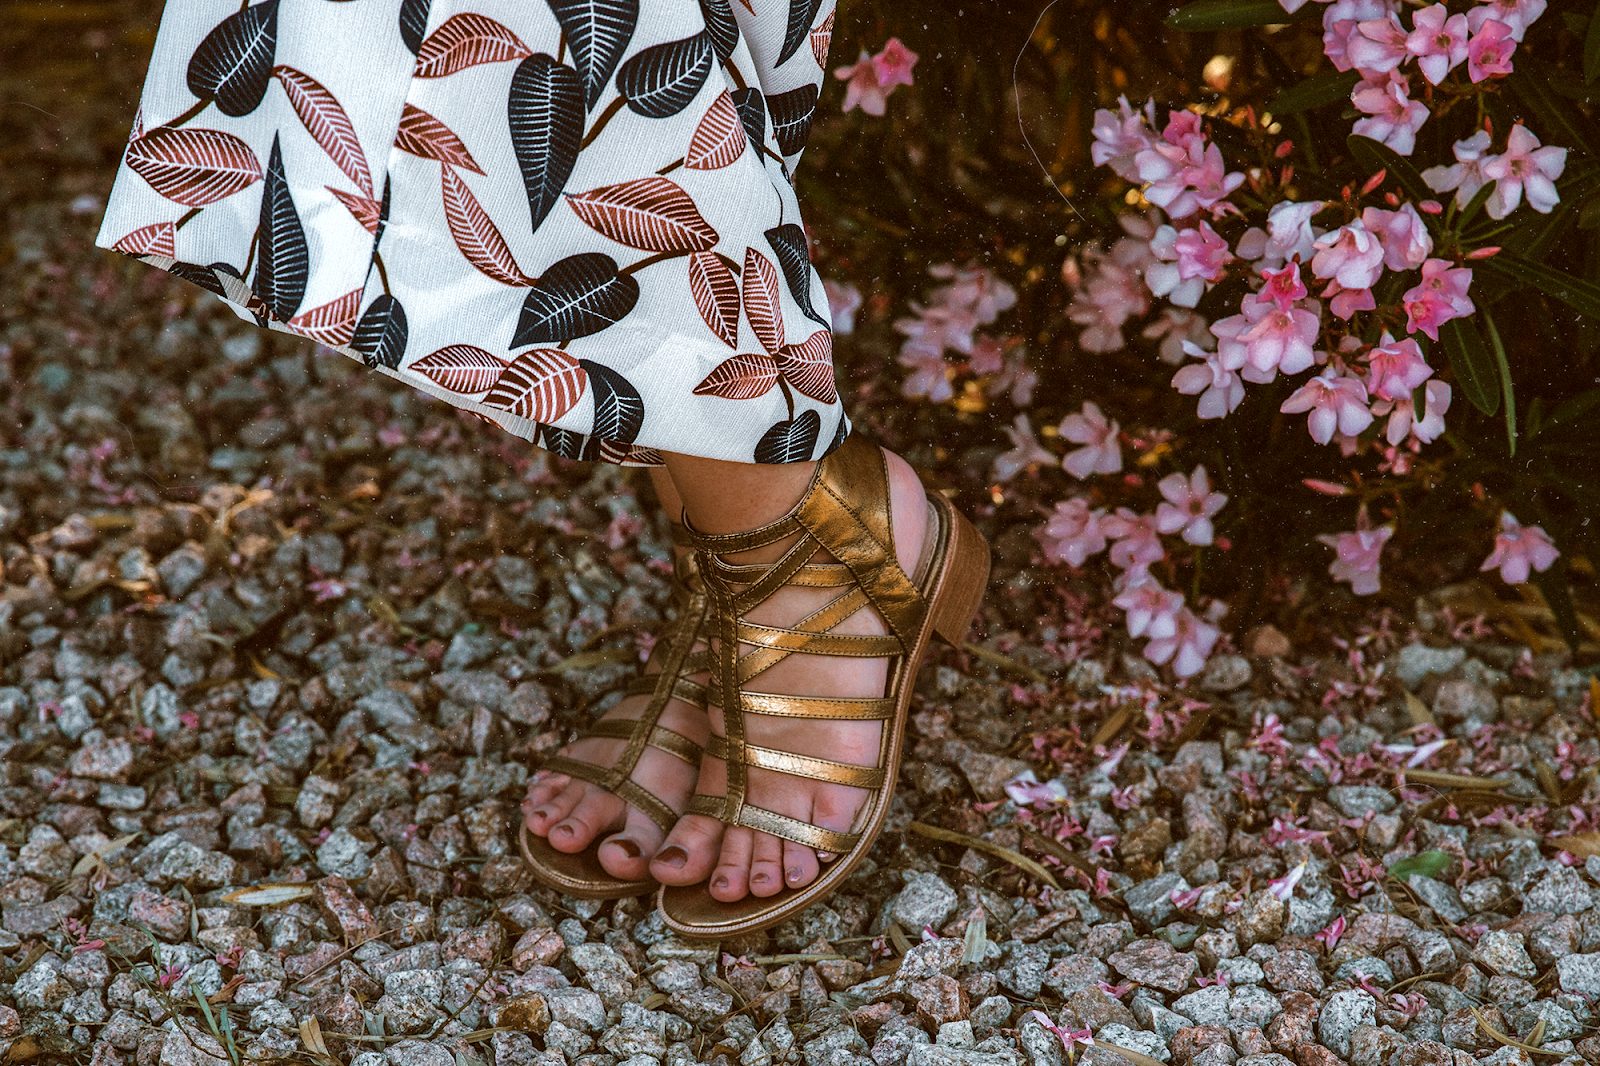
[508,55,585,235]
[399,0,432,55]
[698,0,739,62]
[825,410,847,457]
[186,0,280,117]
[168,261,228,298]
[252,134,308,321]
[579,360,644,444]
[374,175,392,249]
[351,294,409,369]
[616,31,714,120]
[546,0,639,110]
[542,425,586,459]
[776,0,823,66]
[764,224,829,329]
[754,409,821,463]
[731,88,767,154]
[513,252,640,346]
[765,84,817,157]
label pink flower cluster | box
[834,38,918,117]
[896,264,1034,405]
[1034,463,1226,678]
[1290,0,1549,157]
[1423,125,1567,219]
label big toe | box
[548,790,625,854]
[650,813,724,886]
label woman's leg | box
[648,448,930,901]
[521,467,710,880]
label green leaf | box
[1586,0,1600,83]
[1484,251,1600,320]
[1439,316,1500,416]
[1347,134,1431,203]
[1532,562,1584,651]
[1388,850,1453,880]
[1269,70,1360,117]
[1166,0,1313,31]
[1509,59,1596,156]
[1482,311,1517,456]
[1543,387,1600,434]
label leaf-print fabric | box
[98,0,843,466]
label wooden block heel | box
[928,500,991,648]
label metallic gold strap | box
[688,795,860,853]
[738,691,894,719]
[583,718,703,764]
[622,672,707,708]
[541,756,677,832]
[708,558,856,588]
[705,735,885,787]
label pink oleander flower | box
[1104,509,1166,572]
[1137,137,1245,221]
[1324,280,1377,321]
[897,343,953,403]
[1375,378,1451,444]
[1067,248,1151,353]
[871,38,918,89]
[1346,14,1410,73]
[1361,203,1432,271]
[896,300,978,357]
[1142,308,1214,365]
[835,52,892,116]
[1035,497,1109,567]
[1174,221,1234,283]
[992,414,1055,483]
[1058,401,1123,479]
[1421,130,1494,209]
[1228,293,1321,378]
[1260,262,1309,311]
[1481,511,1560,584]
[1281,368,1375,444]
[823,279,862,334]
[1467,18,1516,82]
[1317,915,1347,950]
[1407,4,1470,84]
[1317,507,1393,594]
[1351,69,1429,156]
[1236,199,1326,268]
[983,348,1038,407]
[1364,332,1432,402]
[1091,96,1159,182]
[1004,770,1070,807]
[1402,258,1475,340]
[1270,860,1309,902]
[1146,225,1208,308]
[1143,607,1220,678]
[1482,124,1566,219]
[1311,220,1386,290]
[1155,465,1228,546]
[1173,341,1246,419]
[928,263,1018,326]
[1113,575,1184,640]
[1469,0,1547,42]
[1323,0,1398,72]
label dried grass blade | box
[1091,704,1134,749]
[1403,770,1511,790]
[1403,691,1435,728]
[1098,1041,1170,1066]
[908,821,1062,889]
[1471,1006,1563,1056]
[960,642,1047,684]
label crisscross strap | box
[684,435,930,840]
[539,523,710,832]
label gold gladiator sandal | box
[520,525,712,899]
[657,434,991,936]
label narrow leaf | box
[286,288,362,346]
[688,249,740,346]
[546,0,640,109]
[482,348,588,422]
[1485,250,1600,321]
[414,13,531,78]
[693,352,777,399]
[394,104,484,173]
[272,66,372,197]
[907,821,1061,889]
[1482,311,1516,456]
[1585,2,1600,86]
[686,91,746,170]
[1386,850,1451,879]
[1166,0,1312,31]
[442,167,532,285]
[1269,69,1361,116]
[1439,316,1500,416]
[124,127,263,206]
[253,133,309,321]
[566,176,718,252]
[1347,134,1430,202]
[742,247,785,355]
[508,55,585,233]
[186,0,280,116]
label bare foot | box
[523,609,710,882]
[648,448,928,900]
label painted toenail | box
[752,872,769,885]
[656,846,687,868]
[713,876,729,890]
[787,867,803,883]
[612,838,641,858]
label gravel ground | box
[8,15,1600,1066]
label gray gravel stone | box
[1390,644,1466,688]
[892,873,958,932]
[1318,990,1377,1058]
[1125,872,1189,929]
[1557,953,1600,995]
[1473,931,1537,979]
[1326,785,1397,818]
[998,942,1050,999]
[1526,865,1596,915]
[1408,875,1467,923]
[317,826,376,879]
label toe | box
[748,832,785,898]
[525,780,583,837]
[810,785,865,863]
[549,790,625,854]
[710,826,754,902]
[597,807,665,882]
[650,813,724,886]
[782,839,819,890]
